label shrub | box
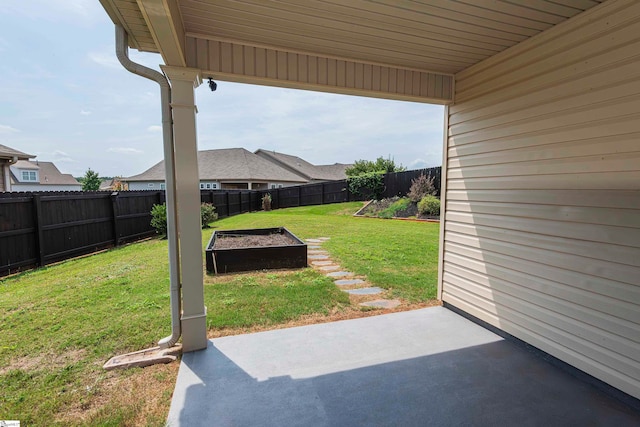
[407,173,436,202]
[200,203,218,227]
[417,195,440,217]
[151,202,218,235]
[347,171,385,200]
[150,203,168,235]
[262,193,272,211]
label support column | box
[162,66,207,352]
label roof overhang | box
[99,0,604,104]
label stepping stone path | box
[306,238,402,310]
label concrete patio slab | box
[168,307,640,427]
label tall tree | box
[82,168,101,191]
[345,156,405,176]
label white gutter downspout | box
[115,25,181,349]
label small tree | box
[262,193,272,211]
[407,173,436,202]
[200,203,218,227]
[82,168,101,191]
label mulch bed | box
[355,197,439,221]
[213,234,297,249]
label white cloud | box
[147,125,162,132]
[50,150,75,163]
[80,110,91,116]
[88,50,121,70]
[0,124,20,133]
[108,147,144,154]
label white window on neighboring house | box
[160,183,166,190]
[205,183,211,189]
[271,184,276,189]
[278,184,283,188]
[212,183,218,189]
[21,170,37,182]
[200,183,205,189]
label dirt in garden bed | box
[213,233,298,249]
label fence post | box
[32,194,45,267]
[111,192,121,246]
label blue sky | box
[0,1,444,178]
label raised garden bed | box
[206,227,307,274]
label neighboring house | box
[254,149,350,185]
[0,144,35,192]
[123,148,310,190]
[9,160,81,192]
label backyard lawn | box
[0,202,439,426]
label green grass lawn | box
[0,202,439,426]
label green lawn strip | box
[205,269,349,329]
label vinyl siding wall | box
[442,0,640,399]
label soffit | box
[178,0,604,75]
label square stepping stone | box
[326,271,353,278]
[308,250,328,255]
[306,239,322,243]
[343,287,383,295]
[360,299,401,309]
[334,279,365,286]
[308,245,322,249]
[318,265,340,272]
[317,237,331,241]
[308,254,329,260]
[312,260,334,266]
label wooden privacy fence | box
[0,167,439,276]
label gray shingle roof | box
[11,160,81,186]
[125,148,308,183]
[254,149,350,181]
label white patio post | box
[162,66,207,352]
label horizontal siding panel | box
[444,262,640,338]
[445,189,640,209]
[446,172,640,191]
[441,284,640,382]
[447,152,640,179]
[445,211,640,248]
[445,221,640,267]
[448,133,640,168]
[446,200,640,229]
[442,291,640,399]
[452,71,640,134]
[444,230,638,285]
[448,113,640,157]
[443,247,640,313]
[185,36,453,104]
[449,96,640,146]
[444,271,640,358]
[450,48,640,125]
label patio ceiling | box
[100,0,604,104]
